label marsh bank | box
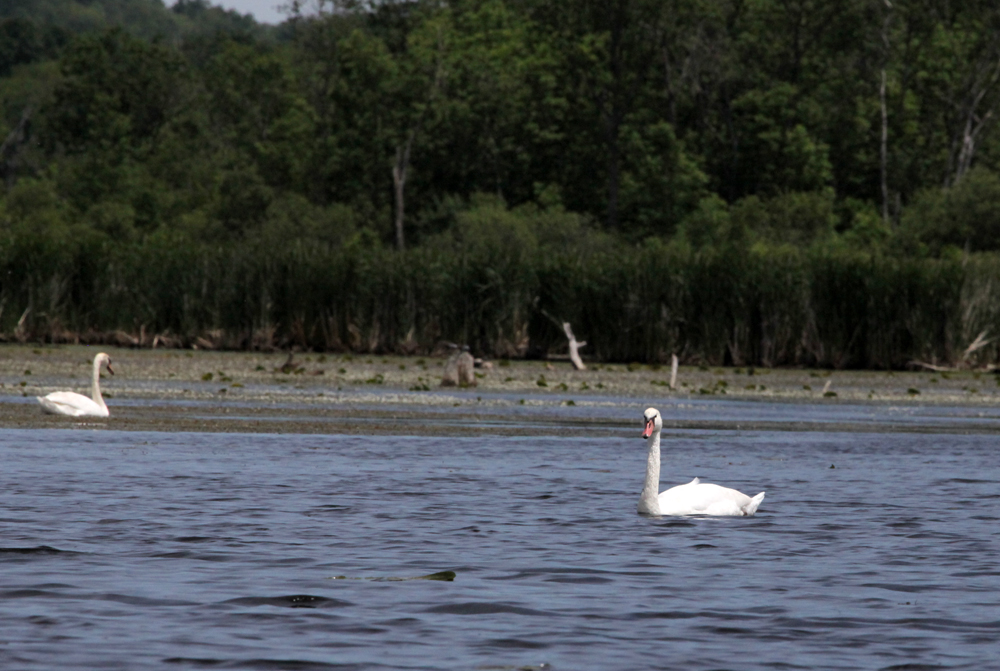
[3,345,1000,435]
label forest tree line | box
[2,0,1000,367]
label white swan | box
[638,407,764,516]
[37,352,114,417]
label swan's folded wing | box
[659,481,751,516]
[38,392,104,417]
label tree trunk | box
[953,65,1000,184]
[0,105,32,187]
[606,116,621,229]
[954,114,981,184]
[879,2,892,223]
[945,38,1000,184]
[880,67,889,223]
[392,132,415,251]
[604,1,626,230]
[662,47,677,126]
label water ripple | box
[1,414,998,669]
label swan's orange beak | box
[106,363,114,375]
[642,418,654,439]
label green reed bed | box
[0,228,995,368]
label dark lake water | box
[2,400,999,670]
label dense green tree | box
[901,166,1000,253]
[402,0,557,238]
[895,1,1000,189]
[0,18,70,76]
[6,0,1000,364]
[41,28,190,225]
[45,29,186,156]
[525,0,673,229]
[6,0,1000,256]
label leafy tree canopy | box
[3,0,1000,258]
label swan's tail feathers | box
[37,396,57,415]
[744,492,765,516]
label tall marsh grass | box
[0,221,995,368]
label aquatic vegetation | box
[0,224,993,370]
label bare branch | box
[562,322,587,371]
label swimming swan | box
[37,352,114,417]
[638,407,764,516]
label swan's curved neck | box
[639,429,661,514]
[91,359,106,409]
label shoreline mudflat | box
[3,344,998,435]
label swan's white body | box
[37,353,113,418]
[638,407,764,516]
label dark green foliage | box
[45,29,187,156]
[901,168,1000,254]
[0,0,179,39]
[0,192,991,368]
[0,0,273,42]
[4,1,1000,367]
[0,18,70,76]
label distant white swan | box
[638,407,764,516]
[37,352,114,417]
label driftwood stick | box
[912,359,1000,373]
[669,354,678,390]
[910,361,956,372]
[535,304,587,370]
[14,306,30,342]
[562,322,587,371]
[910,331,993,371]
[962,329,991,362]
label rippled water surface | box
[2,402,999,670]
